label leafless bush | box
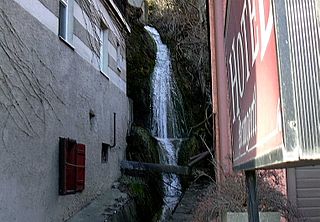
[257,170,303,221]
[193,170,303,222]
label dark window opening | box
[101,143,109,163]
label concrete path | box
[67,184,136,222]
[169,181,210,222]
[67,180,211,222]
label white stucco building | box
[0,0,131,221]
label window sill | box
[100,70,110,80]
[59,36,75,50]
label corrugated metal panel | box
[284,0,320,158]
[298,207,320,218]
[305,218,320,222]
[296,169,320,179]
[296,188,320,198]
[298,198,320,207]
[297,179,320,188]
[297,165,320,170]
[295,166,320,220]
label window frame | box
[116,43,122,72]
[100,24,109,75]
[59,0,74,44]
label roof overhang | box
[107,0,131,33]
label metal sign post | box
[245,170,259,222]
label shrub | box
[193,170,303,222]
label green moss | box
[126,126,160,163]
[120,176,163,221]
[124,127,164,220]
[126,178,150,204]
[126,7,156,128]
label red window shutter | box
[59,138,85,195]
[76,143,85,192]
[65,139,77,193]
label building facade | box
[0,0,130,221]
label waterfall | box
[145,26,183,221]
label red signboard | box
[225,0,283,169]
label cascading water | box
[145,26,184,221]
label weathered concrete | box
[67,184,137,222]
[0,0,129,221]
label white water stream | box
[145,26,183,221]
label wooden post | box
[120,160,190,175]
[245,170,259,222]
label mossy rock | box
[126,8,156,128]
[125,126,164,221]
[126,126,160,163]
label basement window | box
[59,137,85,195]
[59,0,74,44]
[101,143,109,163]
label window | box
[59,0,74,43]
[100,25,109,74]
[101,143,109,163]
[116,43,122,72]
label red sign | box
[225,0,283,169]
